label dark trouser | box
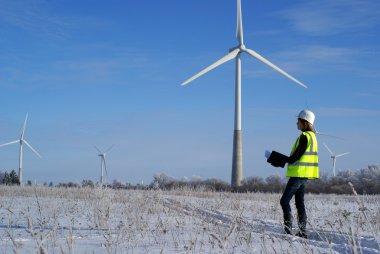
[280,177,307,234]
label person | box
[267,109,319,238]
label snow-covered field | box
[0,186,379,253]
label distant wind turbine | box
[323,143,350,177]
[0,113,41,185]
[94,145,114,185]
[181,0,307,187]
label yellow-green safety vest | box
[287,131,319,179]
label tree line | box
[0,170,20,185]
[150,165,380,194]
[1,165,379,194]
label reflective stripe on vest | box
[287,131,319,179]
[290,162,319,167]
[304,152,318,155]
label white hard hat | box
[298,109,315,125]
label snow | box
[0,186,379,253]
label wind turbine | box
[323,143,350,177]
[0,113,41,185]
[181,0,307,187]
[94,145,114,185]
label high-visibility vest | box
[287,131,319,179]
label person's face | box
[297,119,303,131]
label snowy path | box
[163,197,380,254]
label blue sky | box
[0,0,379,184]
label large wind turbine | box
[0,113,41,185]
[323,143,350,177]
[181,0,307,187]
[94,145,114,185]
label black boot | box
[296,213,307,238]
[284,218,292,235]
[296,230,307,239]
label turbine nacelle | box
[229,44,246,53]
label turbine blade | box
[243,48,307,88]
[336,152,350,158]
[181,48,240,86]
[94,146,102,153]
[316,131,345,140]
[322,134,343,140]
[323,143,334,156]
[20,113,29,139]
[0,140,19,148]
[23,140,42,158]
[105,144,114,153]
[236,0,244,45]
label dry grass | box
[0,185,379,253]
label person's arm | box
[287,134,308,164]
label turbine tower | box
[181,0,307,187]
[323,143,350,177]
[0,113,41,185]
[94,145,114,185]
